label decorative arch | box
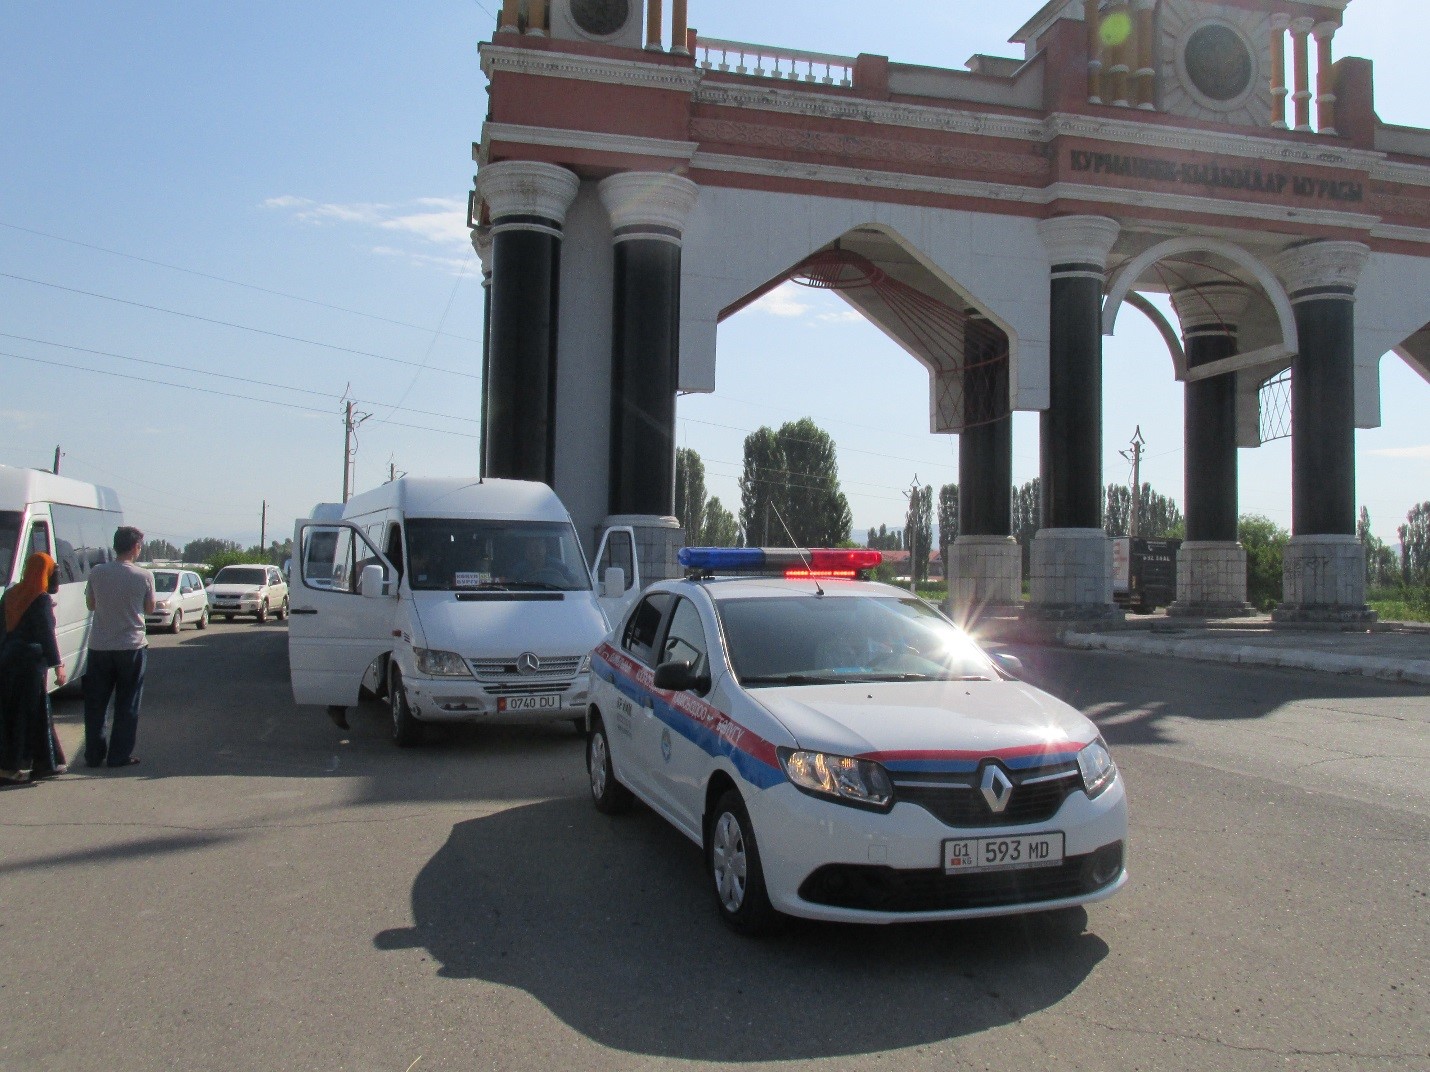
[1102,236,1299,382]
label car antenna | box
[770,503,823,596]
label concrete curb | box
[1063,632,1430,686]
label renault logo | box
[980,764,1015,813]
[516,652,541,675]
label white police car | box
[586,547,1127,934]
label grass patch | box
[1369,587,1430,623]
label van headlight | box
[1077,738,1117,798]
[778,748,894,811]
[414,648,472,677]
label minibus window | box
[0,511,21,583]
[405,519,592,593]
[29,521,51,559]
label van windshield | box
[405,519,592,593]
[0,511,20,583]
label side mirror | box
[653,659,711,694]
[359,564,388,599]
[602,566,626,599]
[991,651,1024,677]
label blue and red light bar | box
[678,547,883,578]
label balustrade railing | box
[696,37,854,88]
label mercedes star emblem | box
[516,652,541,675]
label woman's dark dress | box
[0,592,66,774]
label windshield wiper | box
[740,673,849,686]
[505,581,570,592]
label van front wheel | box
[389,668,423,748]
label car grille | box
[481,680,578,697]
[470,655,582,682]
[892,761,1081,828]
[798,843,1123,913]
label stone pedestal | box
[1026,528,1122,620]
[1168,541,1254,617]
[1273,535,1377,623]
[602,514,685,585]
[947,536,1022,620]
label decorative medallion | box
[1183,24,1254,103]
[570,0,630,38]
[1158,0,1271,127]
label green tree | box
[1358,507,1398,587]
[675,448,707,544]
[738,419,852,547]
[700,497,741,547]
[1399,502,1430,587]
[1105,483,1184,538]
[182,537,241,564]
[144,539,182,561]
[905,484,934,584]
[938,484,960,560]
[203,547,273,578]
[1239,514,1290,611]
[867,525,901,551]
[1011,479,1041,576]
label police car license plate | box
[943,833,1064,874]
[498,694,562,712]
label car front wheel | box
[706,789,780,936]
[389,667,423,748]
[255,600,268,623]
[587,717,633,814]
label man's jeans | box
[83,648,146,767]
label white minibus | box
[288,478,642,747]
[0,464,124,690]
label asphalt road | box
[0,623,1425,1071]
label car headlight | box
[1077,738,1117,798]
[414,648,472,677]
[154,600,170,610]
[779,748,894,811]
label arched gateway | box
[470,0,1430,624]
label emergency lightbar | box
[678,547,883,578]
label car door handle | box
[290,608,319,615]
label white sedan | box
[146,568,210,633]
[586,547,1127,934]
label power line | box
[0,332,480,426]
[0,220,485,345]
[376,251,475,426]
[0,271,481,381]
[0,350,480,440]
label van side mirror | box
[359,564,388,599]
[653,660,711,694]
[602,566,626,599]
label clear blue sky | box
[2,1,1426,551]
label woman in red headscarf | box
[0,552,68,783]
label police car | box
[586,547,1127,934]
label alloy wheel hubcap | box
[711,812,748,912]
[590,733,608,798]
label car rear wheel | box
[195,607,208,630]
[255,600,268,624]
[587,717,633,814]
[277,597,289,621]
[389,667,423,748]
[706,789,780,936]
[166,610,182,635]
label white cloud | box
[819,309,866,324]
[749,284,813,318]
[0,408,46,431]
[263,195,471,249]
[1368,444,1430,460]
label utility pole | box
[51,445,62,475]
[340,395,371,503]
[904,475,922,594]
[1120,427,1146,538]
[260,500,267,552]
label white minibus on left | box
[0,463,124,690]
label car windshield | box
[214,567,267,586]
[152,572,179,593]
[716,594,998,686]
[405,519,592,593]
[0,511,20,584]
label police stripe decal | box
[592,643,785,790]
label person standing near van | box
[0,552,68,784]
[83,526,154,768]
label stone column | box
[949,319,1019,620]
[471,224,494,480]
[598,172,700,583]
[1271,241,1375,624]
[476,161,580,487]
[1028,217,1122,621]
[1168,283,1253,617]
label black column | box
[1183,331,1240,541]
[959,326,1012,536]
[485,225,562,485]
[609,235,681,516]
[1290,295,1357,536]
[1041,268,1105,529]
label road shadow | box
[374,797,1109,1062]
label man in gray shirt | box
[83,526,155,768]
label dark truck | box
[1112,537,1181,614]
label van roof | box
[336,478,573,524]
[0,463,122,512]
